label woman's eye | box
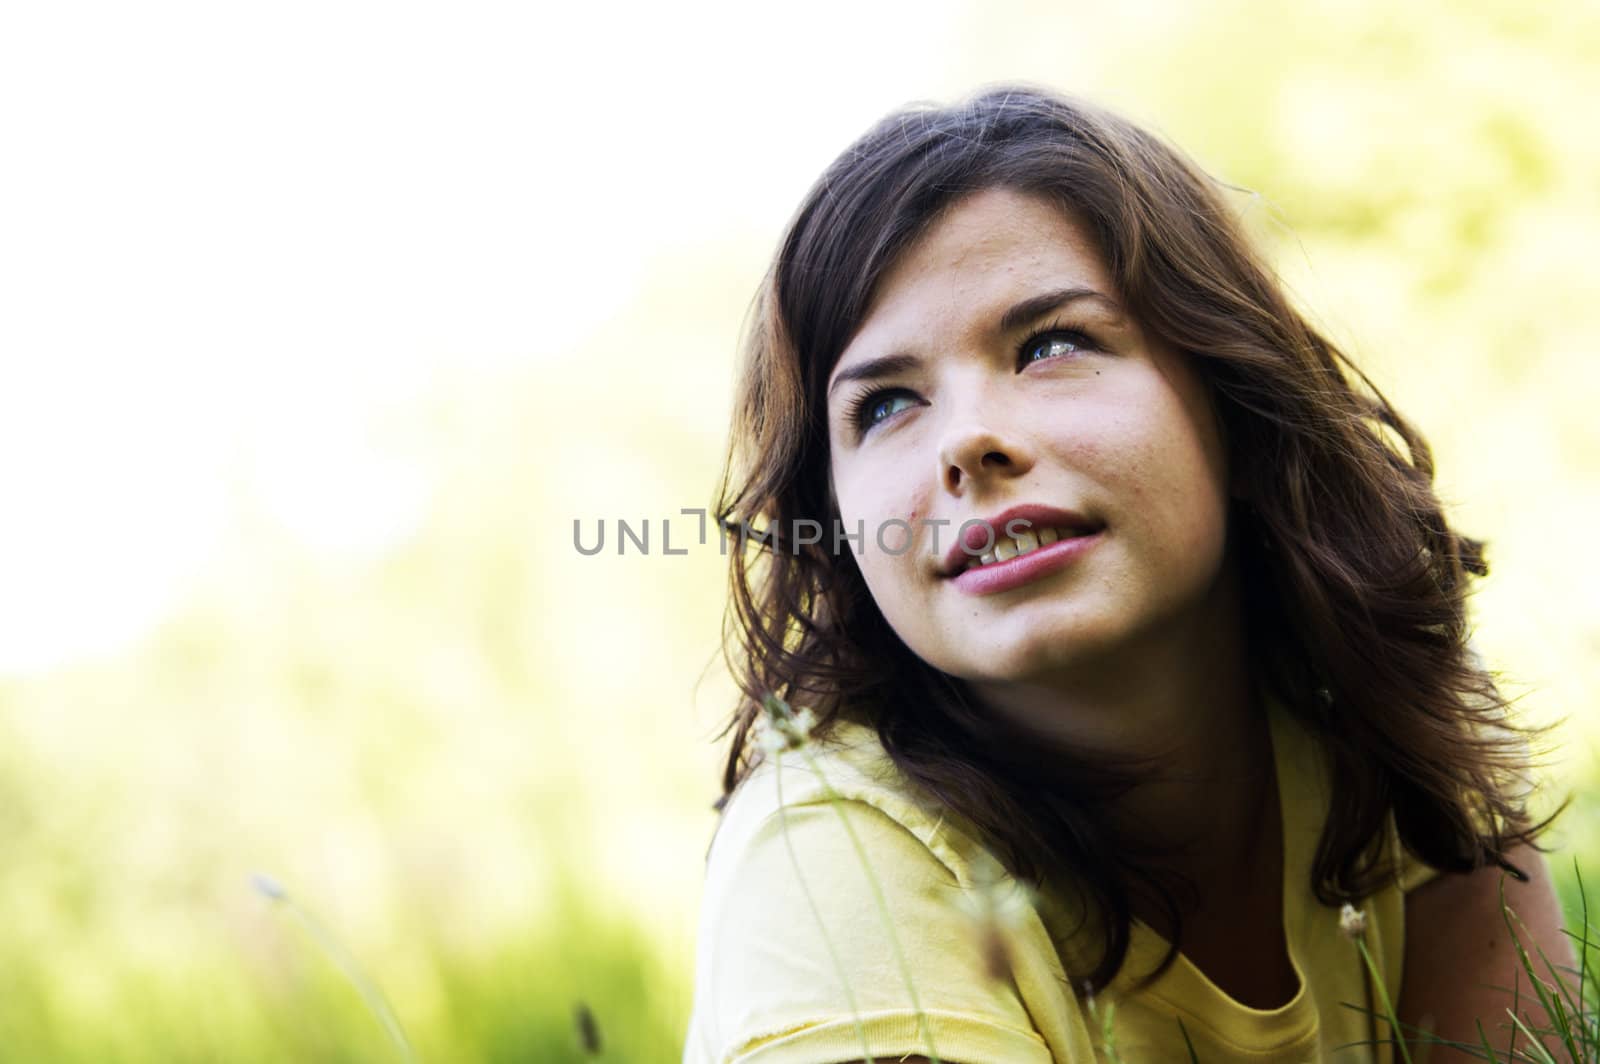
[846,389,919,435]
[865,392,916,426]
[1019,328,1093,366]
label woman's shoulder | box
[686,717,1072,1063]
[709,716,987,885]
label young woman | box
[683,85,1576,1063]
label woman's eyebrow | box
[998,285,1123,332]
[828,352,922,401]
[827,286,1124,402]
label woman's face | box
[824,187,1238,688]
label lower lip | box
[949,531,1103,596]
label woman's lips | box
[948,529,1103,596]
[940,505,1101,576]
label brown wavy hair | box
[707,83,1568,995]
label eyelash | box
[841,320,1100,436]
[1019,318,1098,366]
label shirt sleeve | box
[1391,811,1445,894]
[695,780,1054,1064]
[1397,843,1445,893]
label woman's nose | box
[937,416,1033,495]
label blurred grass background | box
[1,0,1596,1059]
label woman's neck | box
[964,564,1274,906]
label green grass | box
[0,874,687,1063]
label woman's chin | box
[946,631,1117,688]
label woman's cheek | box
[834,490,887,579]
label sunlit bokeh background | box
[2,1,1597,1059]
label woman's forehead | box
[833,190,1120,373]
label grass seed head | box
[1339,902,1368,939]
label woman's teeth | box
[967,526,1069,570]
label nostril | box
[946,451,1011,490]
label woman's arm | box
[1398,841,1578,1062]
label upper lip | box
[939,503,1104,577]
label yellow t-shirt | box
[682,690,1443,1063]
